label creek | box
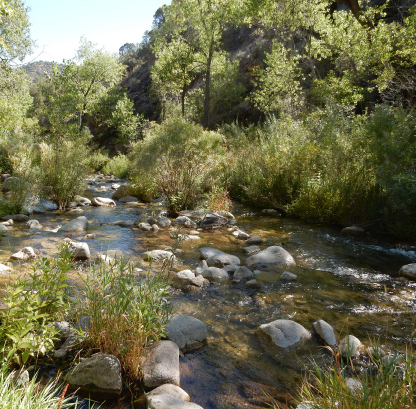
[1,176,416,409]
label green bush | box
[102,154,130,178]
[130,116,225,213]
[75,258,171,379]
[88,149,109,173]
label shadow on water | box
[2,178,416,408]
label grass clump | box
[75,258,171,379]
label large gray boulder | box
[166,314,207,353]
[64,239,91,260]
[246,246,295,270]
[147,394,204,409]
[147,384,190,402]
[60,216,89,232]
[201,267,229,282]
[142,341,180,389]
[199,247,240,267]
[258,319,311,349]
[67,353,122,398]
[313,319,336,347]
[172,216,196,228]
[399,263,416,280]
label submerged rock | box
[60,216,89,232]
[258,319,311,349]
[246,246,295,270]
[280,271,298,281]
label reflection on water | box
[1,179,416,408]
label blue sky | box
[24,0,171,63]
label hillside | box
[22,61,62,82]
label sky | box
[23,0,171,63]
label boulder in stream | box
[64,239,91,260]
[147,384,190,402]
[10,247,36,261]
[198,212,235,230]
[172,216,196,228]
[338,335,362,358]
[2,214,29,222]
[166,314,208,352]
[246,246,296,270]
[60,216,89,232]
[200,247,240,267]
[143,250,175,262]
[399,263,416,280]
[26,219,42,230]
[313,319,336,347]
[67,353,122,398]
[92,197,116,207]
[201,267,229,282]
[118,195,138,203]
[147,394,204,409]
[258,319,311,349]
[341,225,365,236]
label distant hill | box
[22,61,62,82]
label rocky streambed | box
[1,174,416,408]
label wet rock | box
[166,314,208,352]
[67,353,122,398]
[157,217,171,228]
[118,195,138,203]
[26,219,42,229]
[246,236,263,245]
[223,264,239,273]
[74,195,91,206]
[172,216,196,228]
[178,234,200,241]
[64,239,91,260]
[138,222,152,231]
[84,233,96,239]
[134,214,158,226]
[60,216,89,232]
[339,335,362,358]
[245,279,261,289]
[195,260,208,276]
[232,229,250,240]
[201,267,229,282]
[147,384,190,402]
[233,266,254,281]
[243,245,260,255]
[143,250,175,262]
[399,263,416,280]
[341,225,365,236]
[258,319,311,349]
[2,214,29,222]
[111,183,121,190]
[200,247,240,267]
[198,212,235,230]
[262,209,279,215]
[92,197,116,206]
[10,247,36,261]
[174,270,195,288]
[280,271,298,281]
[147,394,203,409]
[189,275,209,288]
[313,319,336,347]
[246,246,296,270]
[142,341,180,389]
[2,176,20,192]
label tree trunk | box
[203,43,214,128]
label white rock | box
[10,247,36,261]
[258,319,311,349]
[339,335,362,358]
[313,319,336,347]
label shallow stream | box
[2,176,416,409]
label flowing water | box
[2,176,416,409]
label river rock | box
[172,216,196,228]
[26,219,42,229]
[67,353,122,398]
[74,195,91,206]
[179,210,206,219]
[60,216,89,232]
[345,377,363,395]
[243,245,260,255]
[262,209,279,215]
[118,195,138,203]
[341,225,365,236]
[245,279,261,289]
[178,234,200,241]
[246,246,296,270]
[0,263,12,273]
[143,250,175,262]
[147,394,204,409]
[198,212,234,230]
[339,335,362,358]
[246,236,264,245]
[232,230,250,240]
[134,214,158,226]
[195,260,208,276]
[111,183,121,190]
[147,384,190,402]
[142,341,180,389]
[399,263,416,280]
[138,222,152,231]
[258,319,311,349]
[200,247,240,267]
[174,270,195,288]
[166,314,208,352]
[92,197,116,206]
[201,267,229,282]
[0,224,8,234]
[313,319,336,347]
[64,239,91,260]
[53,321,79,358]
[2,214,29,222]
[157,217,171,228]
[233,266,254,281]
[280,271,298,281]
[2,176,20,192]
[189,275,210,288]
[10,247,36,261]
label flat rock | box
[67,353,122,398]
[2,214,29,222]
[147,394,204,409]
[60,216,89,232]
[142,341,180,389]
[166,314,208,352]
[143,250,175,262]
[258,319,311,349]
[92,197,116,207]
[313,319,336,347]
[200,247,240,267]
[246,246,295,270]
[147,384,190,401]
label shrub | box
[88,149,109,173]
[102,154,130,178]
[130,116,225,213]
[75,258,171,379]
